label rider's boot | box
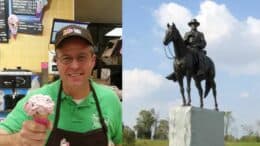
[196,60,205,79]
[166,72,177,81]
[196,54,206,79]
[196,69,204,80]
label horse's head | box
[163,22,178,46]
[163,22,187,59]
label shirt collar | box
[57,79,100,106]
[60,89,96,107]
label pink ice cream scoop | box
[24,94,54,126]
[8,14,19,39]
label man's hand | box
[15,120,51,146]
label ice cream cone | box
[24,94,54,127]
[33,113,49,126]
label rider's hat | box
[188,19,200,27]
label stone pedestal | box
[169,106,224,146]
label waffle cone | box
[33,113,49,126]
[33,113,48,119]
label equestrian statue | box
[163,19,219,111]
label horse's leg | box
[186,76,191,106]
[178,78,186,106]
[211,79,218,111]
[195,79,203,108]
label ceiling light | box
[105,27,122,37]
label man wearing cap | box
[0,25,122,146]
[166,18,207,81]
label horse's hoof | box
[187,103,191,106]
[215,108,219,111]
[200,105,204,108]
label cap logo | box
[63,28,82,36]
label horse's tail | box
[204,78,217,98]
[204,79,211,98]
[204,56,215,98]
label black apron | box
[46,82,108,146]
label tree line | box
[123,108,169,146]
[224,111,260,142]
[124,109,260,146]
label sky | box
[123,0,260,137]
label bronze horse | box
[163,22,219,111]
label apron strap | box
[90,81,108,134]
[53,81,63,129]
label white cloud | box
[123,68,168,100]
[154,2,192,33]
[123,68,180,128]
[152,47,161,54]
[239,91,249,98]
[197,1,239,43]
[154,1,260,75]
[246,17,260,36]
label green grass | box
[134,140,260,146]
[136,139,168,146]
[226,142,260,146]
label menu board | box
[18,20,42,34]
[9,0,43,35]
[0,0,8,43]
[11,0,36,15]
[0,0,45,42]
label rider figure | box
[166,18,207,81]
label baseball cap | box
[55,25,94,48]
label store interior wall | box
[0,0,74,73]
[75,0,121,24]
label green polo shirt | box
[0,80,122,144]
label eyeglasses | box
[56,54,91,65]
